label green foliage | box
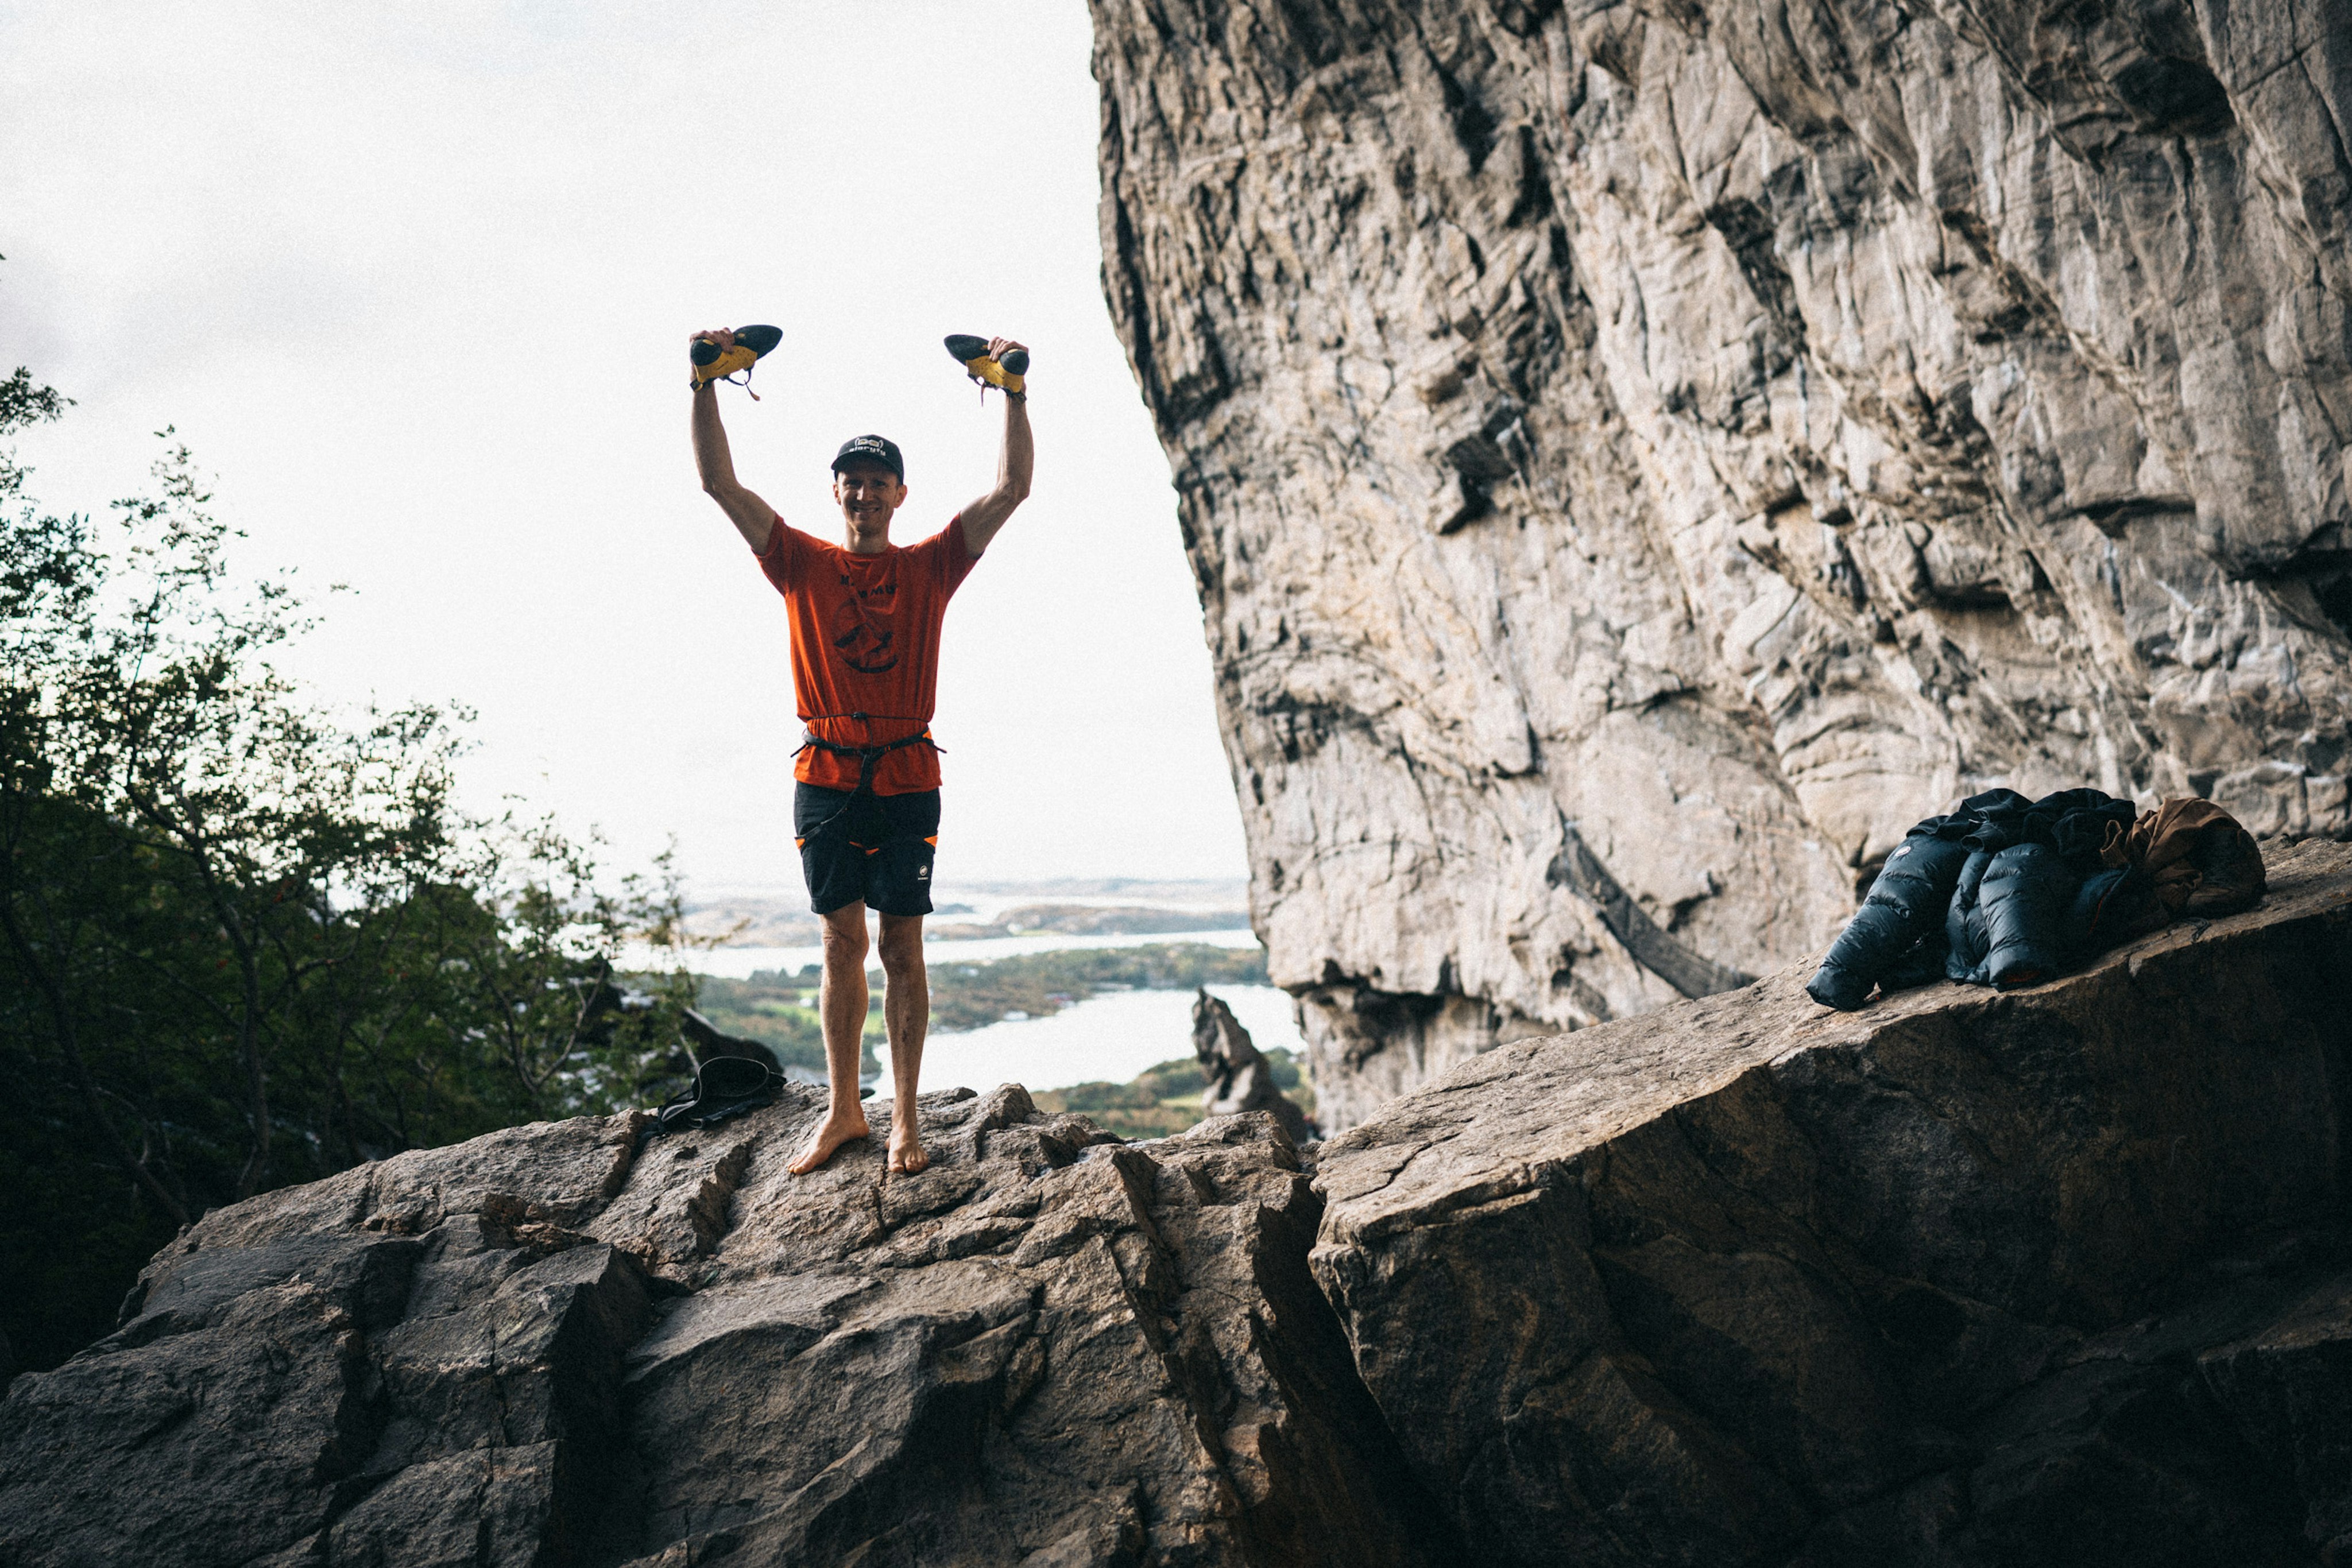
[1043,1055,1208,1113]
[0,371,698,1374]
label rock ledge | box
[2,841,2349,1566]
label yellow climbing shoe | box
[945,334,1028,396]
[690,325,783,393]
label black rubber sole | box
[690,324,783,367]
[944,334,1028,378]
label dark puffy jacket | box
[1806,786,2158,1011]
[1948,787,2133,864]
[1804,833,1968,1009]
[2070,862,2168,953]
[1944,843,2075,988]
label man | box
[690,328,1032,1176]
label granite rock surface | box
[1309,833,2352,1565]
[0,1091,1452,1568]
[1089,0,2352,1126]
[1,841,2348,1566]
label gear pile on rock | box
[3,841,2350,1567]
[1808,790,2268,1009]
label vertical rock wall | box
[1089,0,2352,1128]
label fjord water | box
[884,982,1302,1097]
[674,922,1299,1094]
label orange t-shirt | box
[756,514,978,794]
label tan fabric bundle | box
[2098,797,2268,917]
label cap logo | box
[831,433,904,479]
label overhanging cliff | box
[1089,0,2352,1126]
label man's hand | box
[958,338,1032,557]
[690,329,780,552]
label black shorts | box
[794,784,939,917]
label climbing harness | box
[793,711,943,843]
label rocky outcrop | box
[2,839,2349,1566]
[1194,985,1316,1141]
[0,1093,1452,1566]
[1089,0,2352,1126]
[1310,834,2352,1565]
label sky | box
[0,1,1249,896]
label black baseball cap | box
[831,434,904,481]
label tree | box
[0,370,697,1373]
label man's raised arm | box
[956,336,1032,557]
[689,330,780,551]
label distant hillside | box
[1031,1049,1315,1141]
[928,904,1252,940]
[682,881,1252,949]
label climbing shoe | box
[945,334,1028,396]
[690,324,784,393]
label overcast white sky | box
[1,1,1249,896]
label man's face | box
[833,462,907,539]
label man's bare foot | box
[788,1109,870,1175]
[887,1116,930,1176]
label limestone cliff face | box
[1089,0,2352,1128]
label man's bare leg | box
[789,901,873,1175]
[877,912,930,1174]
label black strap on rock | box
[637,1055,787,1153]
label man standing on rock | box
[689,329,1032,1176]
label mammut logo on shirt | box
[831,574,899,674]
